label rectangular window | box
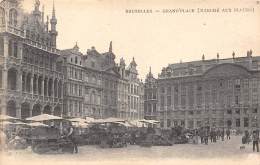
[235,79,241,89]
[167,96,171,106]
[13,42,18,57]
[160,95,164,107]
[253,108,258,113]
[244,108,249,114]
[235,96,240,105]
[167,87,171,95]
[236,119,240,127]
[160,87,165,94]
[167,119,171,127]
[244,117,249,127]
[180,120,185,127]
[153,104,156,113]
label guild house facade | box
[0,0,144,120]
[145,52,260,131]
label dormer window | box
[75,56,78,64]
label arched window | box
[0,7,5,25]
[9,9,18,26]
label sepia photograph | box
[0,0,260,164]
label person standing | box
[204,128,209,145]
[199,128,204,144]
[213,129,217,143]
[252,130,259,152]
[221,129,225,141]
[226,129,231,140]
[67,125,78,153]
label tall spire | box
[52,0,56,19]
[149,66,152,73]
[50,0,58,48]
[109,41,112,52]
[46,15,49,31]
[42,5,45,23]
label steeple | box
[146,66,154,79]
[42,5,45,24]
[50,0,58,48]
[46,15,49,32]
[109,41,112,52]
[52,0,56,19]
[131,57,137,67]
[50,0,57,27]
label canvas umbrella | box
[85,117,95,123]
[68,118,87,123]
[26,114,63,121]
[0,115,18,121]
[27,122,48,127]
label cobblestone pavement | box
[1,135,260,165]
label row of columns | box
[21,72,63,98]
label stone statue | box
[35,0,40,11]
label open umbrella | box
[93,119,106,123]
[139,119,160,125]
[85,117,95,123]
[72,122,89,128]
[104,117,126,123]
[68,118,87,123]
[129,120,147,128]
[115,121,134,127]
[27,122,48,127]
[1,121,27,126]
[0,115,18,121]
[26,114,63,121]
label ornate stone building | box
[61,43,85,118]
[0,0,144,120]
[156,51,260,131]
[144,67,157,120]
[84,43,118,118]
[117,57,144,120]
[0,0,64,119]
[62,42,122,119]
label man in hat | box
[252,130,259,152]
[67,125,78,153]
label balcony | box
[2,25,25,38]
[24,39,60,55]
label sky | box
[21,0,260,79]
